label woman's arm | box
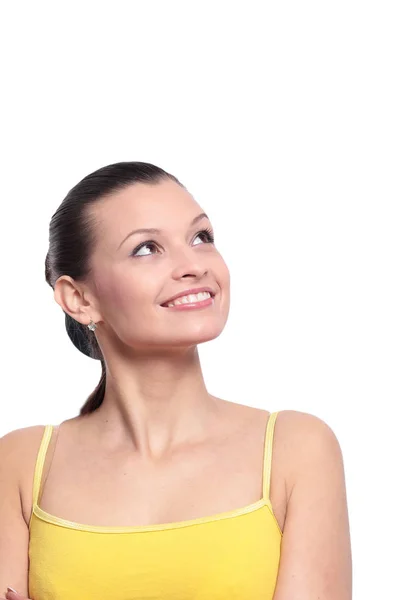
[0,430,31,598]
[273,413,352,599]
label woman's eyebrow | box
[117,212,209,250]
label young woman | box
[0,161,352,599]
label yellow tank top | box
[28,411,282,599]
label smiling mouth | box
[161,291,215,308]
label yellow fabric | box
[28,412,282,599]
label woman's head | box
[45,162,230,415]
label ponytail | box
[64,312,106,415]
[80,357,106,415]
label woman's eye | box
[193,228,215,245]
[130,228,214,258]
[131,241,159,257]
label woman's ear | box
[53,275,102,326]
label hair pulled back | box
[45,161,182,415]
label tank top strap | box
[262,411,280,502]
[31,425,54,508]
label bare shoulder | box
[273,409,343,491]
[0,425,48,524]
[270,410,352,598]
[0,425,50,595]
[232,405,341,477]
[235,406,341,534]
[247,406,339,452]
[274,407,339,438]
[0,424,47,492]
[0,424,47,462]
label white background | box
[1,2,399,598]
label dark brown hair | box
[45,161,182,415]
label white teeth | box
[166,291,211,307]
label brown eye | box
[193,228,215,245]
[130,241,160,257]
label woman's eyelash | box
[130,228,215,257]
[198,227,215,243]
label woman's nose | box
[170,254,209,280]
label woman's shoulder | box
[269,409,343,494]
[0,424,52,526]
[0,423,48,459]
[1,422,53,454]
[272,408,338,435]
[273,409,341,450]
[0,424,50,477]
[238,405,336,439]
[248,407,339,444]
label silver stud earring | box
[88,319,97,332]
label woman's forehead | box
[90,180,204,244]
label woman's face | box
[87,179,230,354]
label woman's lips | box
[161,295,215,310]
